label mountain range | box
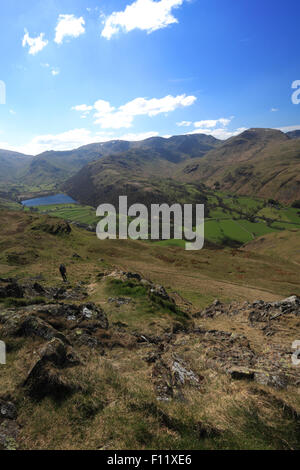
[1,128,300,205]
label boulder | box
[0,282,24,299]
[16,315,67,342]
[150,285,173,302]
[254,372,288,390]
[125,272,142,281]
[36,302,108,329]
[152,356,203,401]
[0,400,17,421]
[23,338,80,399]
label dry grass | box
[1,209,300,449]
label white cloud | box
[2,129,96,155]
[51,69,60,76]
[102,0,184,39]
[277,125,300,133]
[179,116,246,139]
[120,94,195,117]
[25,129,94,154]
[55,14,85,44]
[177,120,192,127]
[2,128,160,155]
[72,94,196,129]
[118,131,159,141]
[22,30,48,55]
[271,108,278,112]
[94,99,116,117]
[72,104,94,119]
[188,127,247,140]
[194,118,231,128]
[72,104,93,113]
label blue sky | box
[0,0,300,154]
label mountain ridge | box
[0,133,220,186]
[63,128,300,206]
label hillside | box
[1,209,300,450]
[178,129,300,203]
[242,229,300,265]
[62,136,220,207]
[0,150,32,182]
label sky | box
[0,0,300,155]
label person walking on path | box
[59,264,68,283]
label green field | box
[4,190,300,248]
[27,203,99,226]
[204,193,300,245]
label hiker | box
[59,264,68,283]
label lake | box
[21,193,78,207]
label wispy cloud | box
[188,127,247,140]
[179,116,247,140]
[72,94,196,129]
[41,63,60,76]
[101,0,185,39]
[55,14,85,44]
[194,118,232,129]
[277,125,300,133]
[177,120,192,127]
[2,129,161,155]
[22,29,48,55]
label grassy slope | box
[1,210,299,309]
[242,229,300,266]
[1,210,300,450]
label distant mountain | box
[63,128,300,206]
[62,143,213,208]
[19,147,109,185]
[177,128,300,203]
[17,133,220,185]
[286,130,300,140]
[0,149,32,182]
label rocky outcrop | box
[31,219,72,235]
[0,312,67,343]
[0,278,88,301]
[23,338,80,399]
[36,302,108,329]
[191,296,300,389]
[196,296,300,322]
[151,355,204,401]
